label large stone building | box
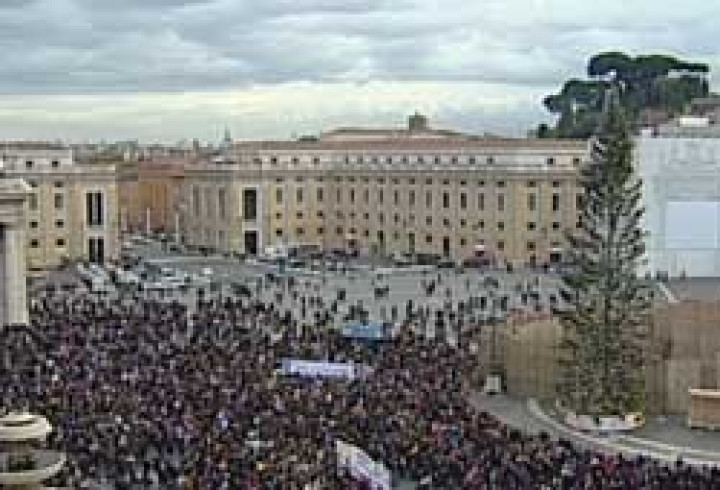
[118,156,188,235]
[0,143,121,272]
[181,117,588,265]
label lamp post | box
[483,276,504,394]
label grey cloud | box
[0,0,718,95]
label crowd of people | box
[2,272,719,488]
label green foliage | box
[555,92,652,416]
[540,52,711,138]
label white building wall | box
[637,135,720,277]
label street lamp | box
[483,276,504,394]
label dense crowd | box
[2,273,719,488]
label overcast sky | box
[1,0,718,143]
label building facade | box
[0,143,120,272]
[637,116,720,277]
[181,119,588,265]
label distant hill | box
[538,52,711,138]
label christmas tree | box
[556,88,651,416]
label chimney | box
[408,112,429,132]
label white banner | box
[282,360,357,379]
[336,440,391,490]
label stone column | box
[0,178,31,326]
[4,224,28,325]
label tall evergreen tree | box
[556,89,651,417]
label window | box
[408,178,416,185]
[425,191,432,208]
[425,216,432,226]
[552,222,560,230]
[450,156,458,164]
[468,156,476,165]
[296,212,303,219]
[425,234,433,244]
[497,194,505,212]
[85,192,104,227]
[393,190,399,205]
[460,193,467,210]
[442,179,450,185]
[425,178,432,185]
[336,189,342,203]
[386,157,393,164]
[497,240,505,250]
[296,227,305,236]
[409,190,416,206]
[275,213,282,220]
[30,239,39,248]
[312,157,320,165]
[552,180,561,188]
[53,181,64,188]
[30,221,38,229]
[243,189,258,221]
[275,177,284,183]
[296,188,304,204]
[527,241,536,251]
[275,188,283,204]
[336,227,343,235]
[460,180,467,186]
[317,211,324,218]
[576,194,584,208]
[394,214,400,224]
[497,221,505,231]
[88,237,105,263]
[478,193,485,211]
[28,194,38,211]
[552,193,560,212]
[487,156,495,165]
[442,192,450,209]
[573,157,581,166]
[56,238,66,247]
[443,218,450,228]
[378,213,385,224]
[270,156,278,165]
[496,181,506,188]
[218,188,226,220]
[527,180,537,188]
[25,160,33,168]
[193,186,200,216]
[54,194,64,210]
[527,194,537,211]
[460,219,466,228]
[51,160,59,168]
[478,220,485,230]
[378,189,384,204]
[364,213,369,220]
[460,237,467,246]
[317,188,324,202]
[547,157,555,165]
[317,227,324,235]
[527,222,536,231]
[350,189,356,204]
[291,157,299,165]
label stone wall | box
[500,300,720,416]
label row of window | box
[29,219,65,229]
[29,238,66,248]
[276,188,569,212]
[273,215,568,231]
[24,160,61,168]
[262,155,579,166]
[275,177,569,187]
[272,227,555,252]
